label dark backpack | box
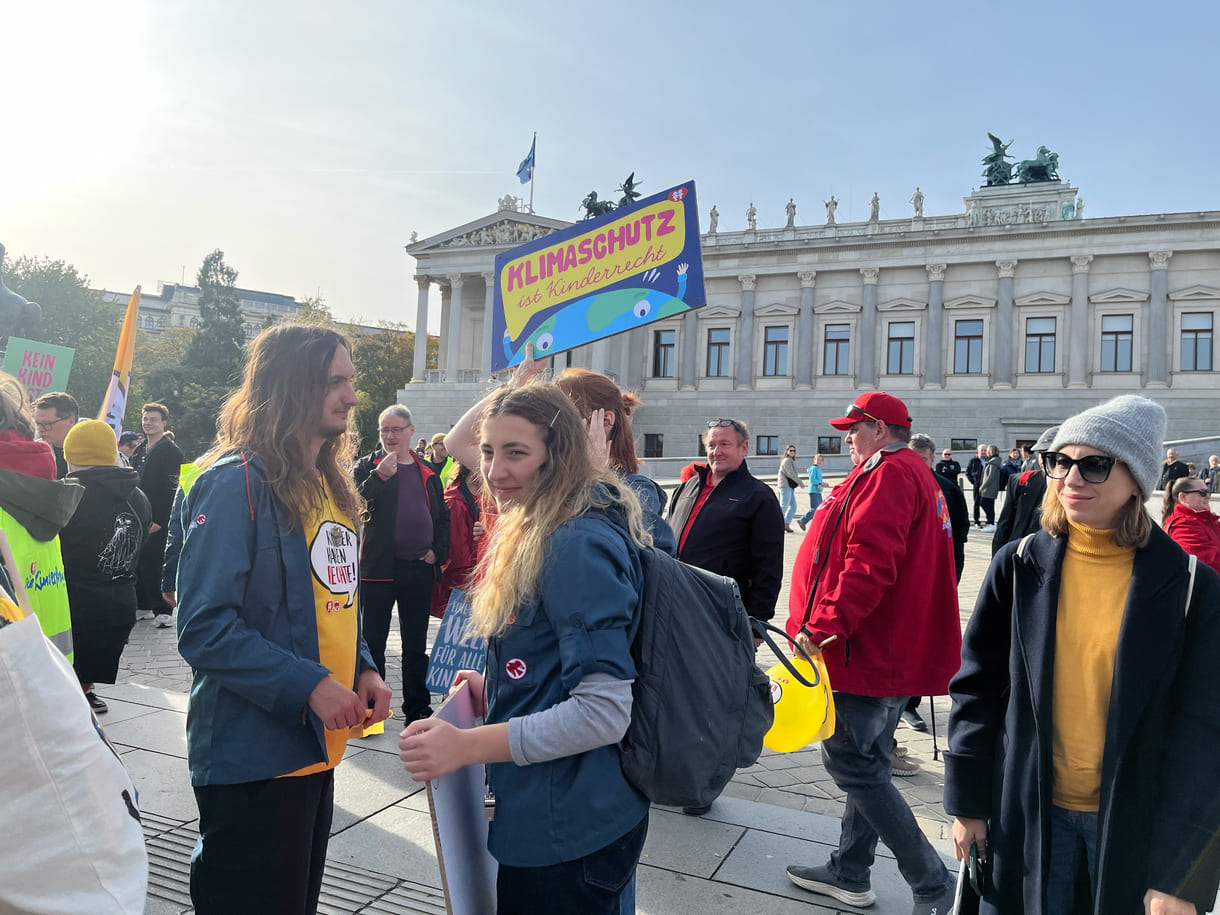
[618,544,774,808]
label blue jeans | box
[1045,805,1098,913]
[779,486,797,524]
[496,813,647,914]
[799,493,823,525]
[818,693,949,902]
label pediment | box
[1169,285,1220,301]
[1015,291,1070,307]
[815,300,861,314]
[756,302,799,317]
[944,294,996,310]
[1089,287,1148,305]
[406,208,571,254]
[878,297,927,312]
[696,305,742,319]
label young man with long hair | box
[176,323,391,914]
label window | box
[886,321,915,375]
[706,327,730,377]
[1099,314,1133,372]
[763,326,789,376]
[756,436,779,456]
[189,317,199,329]
[954,319,983,374]
[1182,312,1213,372]
[652,329,675,377]
[823,324,850,375]
[951,438,978,451]
[1024,317,1056,373]
[644,434,664,458]
[817,436,842,455]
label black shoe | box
[681,803,712,816]
[403,707,433,724]
[86,691,108,713]
[901,709,929,731]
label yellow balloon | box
[763,658,828,752]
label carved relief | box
[798,271,817,288]
[439,221,552,249]
[1149,251,1173,270]
[1070,255,1094,274]
[995,260,1018,278]
[860,267,880,285]
[739,274,757,292]
[926,264,947,282]
[979,203,1054,226]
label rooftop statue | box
[617,172,642,208]
[580,190,616,220]
[982,133,1015,186]
[1016,146,1060,183]
[0,244,43,340]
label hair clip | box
[549,408,561,428]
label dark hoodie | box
[60,466,151,630]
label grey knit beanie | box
[1051,395,1166,497]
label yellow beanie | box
[64,419,118,467]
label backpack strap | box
[1016,532,1036,558]
[751,618,820,688]
[1185,553,1199,619]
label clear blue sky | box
[3,0,1215,332]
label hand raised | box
[376,452,399,479]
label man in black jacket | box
[965,444,986,526]
[933,448,962,489]
[667,418,784,815]
[354,405,449,722]
[132,402,182,628]
[992,424,1059,555]
[1158,447,1190,491]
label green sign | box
[2,337,75,400]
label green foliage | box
[183,249,245,387]
[0,252,122,417]
[298,295,335,326]
[349,324,431,454]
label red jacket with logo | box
[1165,503,1220,576]
[786,445,962,697]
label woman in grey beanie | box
[945,395,1220,913]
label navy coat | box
[945,525,1220,913]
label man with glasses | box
[33,391,79,478]
[667,417,784,815]
[934,447,962,489]
[353,405,449,723]
[992,424,1059,555]
[784,392,960,914]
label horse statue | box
[580,191,616,220]
[1016,146,1060,183]
[0,244,43,340]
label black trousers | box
[191,769,334,915]
[136,526,171,615]
[361,558,435,716]
[971,485,983,524]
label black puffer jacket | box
[60,466,151,630]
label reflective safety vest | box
[0,507,73,662]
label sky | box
[3,0,1217,334]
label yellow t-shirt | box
[287,482,360,777]
[1051,520,1134,811]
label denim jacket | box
[177,452,375,785]
[484,508,648,867]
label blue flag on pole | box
[516,138,535,184]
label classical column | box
[626,327,645,389]
[480,272,495,378]
[411,276,430,382]
[437,284,452,376]
[679,309,698,389]
[796,272,816,390]
[925,264,946,387]
[591,337,609,374]
[735,275,756,388]
[1148,251,1173,386]
[858,268,879,389]
[445,275,465,381]
[1068,255,1093,388]
[994,260,1017,387]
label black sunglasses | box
[1041,451,1116,483]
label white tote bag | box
[0,612,148,914]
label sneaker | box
[137,609,156,620]
[911,883,956,915]
[980,524,996,532]
[85,691,108,714]
[901,708,929,731]
[155,614,173,629]
[891,749,921,777]
[786,864,876,907]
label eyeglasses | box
[1040,451,1116,483]
[379,426,409,435]
[707,419,745,435]
[35,417,69,432]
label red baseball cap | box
[829,392,912,430]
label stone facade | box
[401,184,1220,476]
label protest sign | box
[426,681,497,915]
[425,589,487,694]
[491,180,705,372]
[2,337,75,400]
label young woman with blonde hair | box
[400,358,652,913]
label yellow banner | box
[499,200,685,339]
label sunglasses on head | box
[843,403,885,425]
[707,419,745,435]
[1040,451,1116,483]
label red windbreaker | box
[786,445,962,697]
[1165,503,1220,576]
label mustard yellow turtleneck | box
[1051,520,1135,811]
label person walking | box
[797,453,825,531]
[777,444,800,533]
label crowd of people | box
[11,319,1220,915]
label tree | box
[183,249,245,387]
[298,295,334,325]
[350,325,431,453]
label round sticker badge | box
[505,658,527,680]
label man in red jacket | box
[784,392,960,915]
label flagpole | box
[528,131,536,214]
